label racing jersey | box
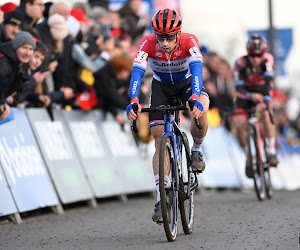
[129,32,203,103]
[233,52,274,100]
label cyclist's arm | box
[233,59,249,100]
[129,37,150,104]
[187,34,203,101]
[262,53,275,94]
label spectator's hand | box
[0,104,11,120]
[103,38,115,56]
[250,93,265,103]
[33,71,49,84]
[38,95,51,107]
[60,87,75,99]
[6,95,14,105]
[48,60,58,73]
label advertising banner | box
[0,108,59,213]
[59,110,124,197]
[26,108,94,204]
[0,165,18,217]
[181,124,241,188]
[100,114,155,193]
[62,110,155,196]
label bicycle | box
[232,100,274,201]
[132,99,202,242]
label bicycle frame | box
[162,109,195,192]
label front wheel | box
[258,134,273,199]
[247,125,266,201]
[179,132,194,234]
[159,136,178,242]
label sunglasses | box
[250,54,263,58]
[155,33,177,42]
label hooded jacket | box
[0,42,30,104]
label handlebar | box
[131,100,203,133]
[228,100,274,125]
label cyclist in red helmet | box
[232,34,279,178]
[126,9,209,222]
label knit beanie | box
[12,31,36,50]
[48,14,68,40]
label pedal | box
[192,168,203,174]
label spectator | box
[0,10,24,43]
[20,41,51,107]
[118,0,149,44]
[72,33,114,73]
[93,55,132,125]
[14,0,45,29]
[0,31,35,120]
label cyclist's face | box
[156,32,180,54]
[249,54,263,67]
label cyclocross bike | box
[233,99,274,201]
[132,99,202,242]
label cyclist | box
[232,33,279,178]
[126,9,209,222]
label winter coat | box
[0,42,30,104]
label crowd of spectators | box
[0,0,299,151]
[0,0,149,127]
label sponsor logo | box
[132,80,138,95]
[155,52,162,57]
[136,51,148,62]
[138,39,148,51]
[0,133,45,185]
[153,60,187,67]
[174,50,182,57]
[190,36,198,47]
[194,76,200,91]
[189,46,201,57]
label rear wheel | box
[159,136,178,242]
[248,125,266,201]
[179,132,194,234]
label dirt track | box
[1,189,300,250]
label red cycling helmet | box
[151,9,182,35]
[247,34,268,56]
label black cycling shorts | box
[149,77,209,127]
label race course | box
[1,189,300,250]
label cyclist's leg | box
[232,99,251,150]
[189,92,210,171]
[232,99,253,176]
[149,79,171,221]
[261,108,278,166]
[181,82,209,172]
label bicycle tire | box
[247,125,267,201]
[178,132,194,234]
[159,136,178,242]
[258,130,273,199]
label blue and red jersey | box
[129,32,204,103]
